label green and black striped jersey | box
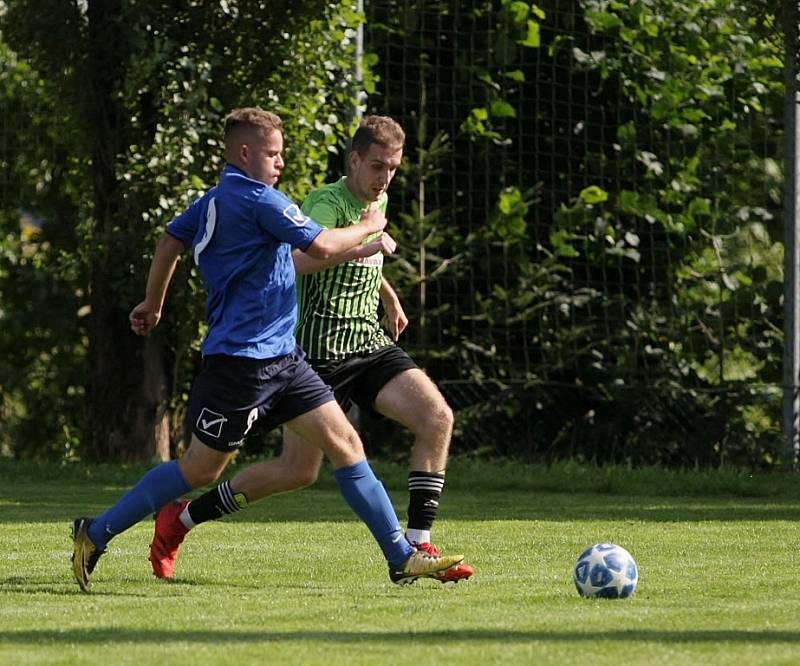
[296,177,394,359]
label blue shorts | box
[309,345,419,415]
[187,346,334,452]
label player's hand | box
[360,205,387,233]
[129,301,162,336]
[361,232,397,257]
[381,298,408,340]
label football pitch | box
[2,461,800,665]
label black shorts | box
[309,345,419,415]
[187,346,334,452]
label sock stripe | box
[408,479,445,492]
[218,481,240,514]
[407,472,445,533]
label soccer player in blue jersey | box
[150,116,473,584]
[70,107,463,592]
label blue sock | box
[334,460,413,567]
[88,460,191,550]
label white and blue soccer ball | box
[573,543,638,599]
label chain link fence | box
[362,0,787,463]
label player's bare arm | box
[293,232,396,275]
[379,277,408,340]
[303,206,387,260]
[129,233,184,336]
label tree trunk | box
[82,0,171,463]
[86,263,172,462]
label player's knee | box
[440,402,454,433]
[345,429,366,457]
[323,429,366,467]
[289,466,319,489]
[417,400,454,439]
[278,459,320,489]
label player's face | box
[243,129,284,186]
[348,142,403,203]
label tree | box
[0,0,364,461]
[366,0,786,465]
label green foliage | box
[0,0,791,468]
[561,0,786,465]
[366,0,787,468]
[460,1,546,143]
[0,1,368,459]
[451,0,786,467]
[0,40,89,458]
[386,126,457,344]
[374,0,552,386]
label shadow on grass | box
[0,575,353,595]
[2,488,800,524]
[0,577,151,597]
[2,627,800,645]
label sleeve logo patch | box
[282,203,311,227]
[196,407,227,439]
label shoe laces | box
[413,541,441,557]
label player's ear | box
[348,150,360,173]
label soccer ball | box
[573,543,638,599]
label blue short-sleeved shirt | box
[167,165,323,359]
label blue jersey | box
[167,165,323,359]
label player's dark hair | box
[351,115,405,156]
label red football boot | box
[414,541,475,583]
[149,499,190,579]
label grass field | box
[2,460,800,665]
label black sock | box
[407,471,445,532]
[187,480,248,526]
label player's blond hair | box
[351,115,405,155]
[224,107,283,143]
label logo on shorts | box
[243,407,259,436]
[282,203,310,227]
[196,407,227,439]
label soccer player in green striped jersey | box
[155,116,472,583]
[292,116,472,582]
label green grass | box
[2,460,800,665]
